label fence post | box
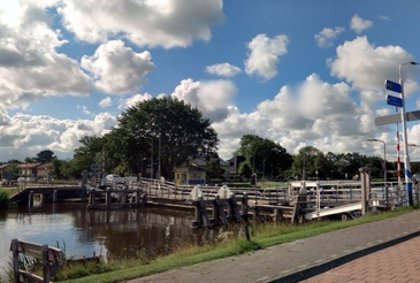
[42,244,50,283]
[11,239,19,283]
[359,167,371,215]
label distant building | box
[0,164,10,178]
[226,155,246,175]
[174,159,206,185]
[17,163,42,178]
[37,162,54,179]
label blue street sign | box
[385,80,402,93]
[386,95,403,107]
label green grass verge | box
[59,207,416,283]
[0,188,19,198]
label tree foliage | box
[73,97,219,178]
[36,150,55,163]
[238,134,292,179]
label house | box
[37,162,54,179]
[17,163,42,178]
[226,155,246,175]
[0,164,11,179]
[174,159,206,185]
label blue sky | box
[0,0,419,163]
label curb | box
[268,230,420,283]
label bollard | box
[28,191,34,207]
[53,190,58,203]
[359,167,371,215]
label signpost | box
[375,110,420,126]
[385,80,402,93]
[386,95,403,107]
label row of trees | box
[4,97,418,182]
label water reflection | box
[0,203,235,274]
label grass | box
[0,188,19,198]
[58,206,416,283]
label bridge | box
[10,184,84,206]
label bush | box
[0,190,9,209]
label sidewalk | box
[125,211,420,283]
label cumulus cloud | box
[81,40,155,94]
[171,78,237,122]
[314,26,345,48]
[245,33,288,80]
[328,36,415,91]
[99,97,112,108]
[0,1,92,111]
[213,74,368,159]
[118,93,153,109]
[205,63,241,77]
[350,14,373,33]
[0,112,117,160]
[57,0,224,48]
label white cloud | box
[0,0,92,111]
[77,105,94,117]
[329,36,415,92]
[118,93,153,110]
[81,40,155,94]
[171,78,237,122]
[99,97,112,108]
[350,14,373,33]
[314,26,345,48]
[57,0,224,48]
[0,112,117,160]
[244,33,289,80]
[205,63,241,77]
[213,74,369,159]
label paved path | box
[302,236,420,283]
[125,211,420,283]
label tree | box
[292,146,329,180]
[205,152,225,182]
[73,136,106,174]
[238,134,292,179]
[36,150,55,163]
[74,97,219,179]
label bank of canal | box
[0,202,229,276]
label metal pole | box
[383,141,388,203]
[399,62,415,206]
[158,135,161,179]
[150,139,154,179]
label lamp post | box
[399,61,418,206]
[367,138,387,201]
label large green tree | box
[36,150,55,163]
[74,97,219,179]
[292,146,330,180]
[238,134,292,179]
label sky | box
[0,0,420,163]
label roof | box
[17,163,42,169]
[0,164,11,169]
[37,162,54,169]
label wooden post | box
[228,195,241,223]
[11,239,19,283]
[53,190,58,203]
[88,189,96,207]
[359,167,371,215]
[81,170,88,200]
[28,190,34,207]
[42,244,50,283]
[106,190,111,208]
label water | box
[0,202,226,275]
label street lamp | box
[367,138,387,201]
[399,61,418,205]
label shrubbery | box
[0,190,9,209]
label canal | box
[0,202,229,276]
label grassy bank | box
[59,207,415,283]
